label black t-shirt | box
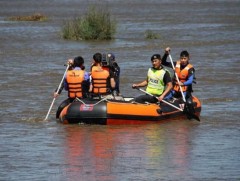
[109,68,115,78]
[163,69,172,85]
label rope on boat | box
[75,97,109,106]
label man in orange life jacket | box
[89,52,116,97]
[54,56,90,118]
[162,47,196,100]
[132,54,173,104]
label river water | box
[0,0,239,180]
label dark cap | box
[108,53,115,61]
[151,54,161,61]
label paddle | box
[135,87,183,111]
[169,54,186,101]
[168,54,200,121]
[44,64,70,121]
[136,87,200,121]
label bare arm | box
[132,80,148,88]
[110,77,116,89]
[158,81,172,101]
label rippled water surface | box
[0,0,240,180]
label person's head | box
[151,54,162,69]
[73,56,84,68]
[180,50,190,66]
[108,53,115,62]
[93,53,102,64]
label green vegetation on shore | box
[62,6,116,41]
[8,13,47,21]
[6,10,159,41]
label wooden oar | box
[136,87,200,121]
[44,64,70,121]
[169,54,200,121]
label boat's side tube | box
[64,101,107,124]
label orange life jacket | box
[91,68,110,94]
[174,61,193,92]
[66,69,84,98]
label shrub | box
[62,6,116,40]
[144,30,160,39]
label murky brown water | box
[0,0,240,180]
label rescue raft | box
[58,95,201,125]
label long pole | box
[169,54,186,102]
[44,64,70,121]
[137,88,183,112]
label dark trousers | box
[134,94,158,104]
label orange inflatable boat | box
[58,95,201,125]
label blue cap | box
[108,53,115,61]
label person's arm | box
[158,81,172,101]
[183,68,194,86]
[53,82,64,98]
[158,71,173,101]
[132,69,148,88]
[88,75,93,92]
[53,59,73,98]
[132,80,148,88]
[108,69,116,90]
[162,47,176,68]
[110,77,116,89]
[161,52,169,66]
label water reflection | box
[60,121,196,180]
